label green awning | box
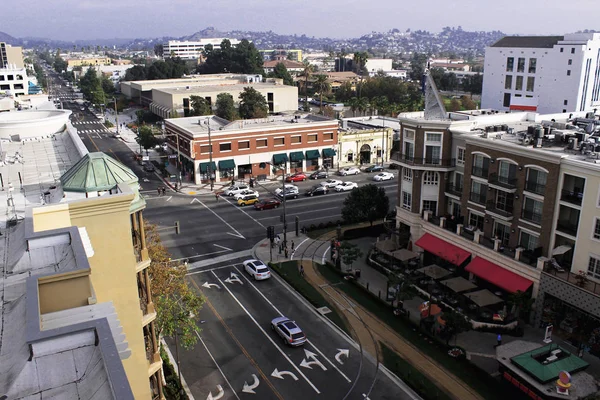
[305,150,320,160]
[273,153,289,164]
[218,159,235,170]
[322,148,337,157]
[199,161,217,173]
[289,151,304,162]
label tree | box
[335,82,354,103]
[101,76,115,96]
[460,95,477,110]
[449,98,461,112]
[189,95,212,116]
[145,223,204,349]
[53,56,68,74]
[215,93,238,121]
[341,184,390,226]
[270,62,294,86]
[238,87,268,119]
[198,39,263,75]
[349,97,360,117]
[313,74,331,114]
[410,53,428,81]
[508,290,534,321]
[301,60,314,110]
[136,125,157,154]
[388,273,418,306]
[154,43,164,58]
[462,73,483,95]
[339,241,363,271]
[353,51,369,75]
[439,310,471,345]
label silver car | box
[338,167,360,176]
[271,316,307,346]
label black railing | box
[486,200,514,217]
[393,153,456,167]
[522,209,542,224]
[479,235,495,250]
[469,191,487,204]
[489,173,517,189]
[525,180,546,195]
[561,189,583,205]
[543,268,600,296]
[471,166,489,179]
[556,220,579,236]
[445,182,463,196]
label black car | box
[305,186,329,196]
[276,190,299,200]
[388,163,400,170]
[364,165,384,173]
[309,170,328,179]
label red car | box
[254,199,281,210]
[286,172,307,182]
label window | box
[457,147,466,165]
[426,133,442,142]
[517,58,525,73]
[347,152,353,162]
[571,48,575,54]
[564,99,568,106]
[526,77,535,92]
[588,256,600,279]
[519,230,539,251]
[593,218,600,240]
[505,75,513,90]
[515,76,524,91]
[423,171,439,185]
[567,70,571,76]
[404,129,415,140]
[200,145,212,154]
[425,145,441,165]
[291,136,302,144]
[7,75,13,81]
[469,212,484,231]
[238,141,250,150]
[528,58,537,73]
[498,161,516,183]
[402,191,412,210]
[403,168,413,182]
[256,139,268,148]
[323,132,334,140]
[403,141,414,160]
[274,137,285,146]
[470,181,487,204]
[568,59,572,65]
[560,47,564,53]
[307,134,318,142]
[495,191,513,213]
[506,57,514,72]
[472,154,489,178]
[219,143,231,152]
[503,93,511,107]
[525,168,547,195]
[494,222,511,246]
[522,197,543,224]
[423,200,437,214]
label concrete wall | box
[38,273,92,314]
[0,110,72,140]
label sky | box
[3,0,598,41]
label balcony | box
[469,191,487,205]
[486,200,515,219]
[524,180,546,196]
[445,181,463,197]
[471,166,489,179]
[544,268,600,296]
[522,209,542,225]
[393,154,456,168]
[488,173,517,191]
[560,190,583,206]
[556,220,579,236]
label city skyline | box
[3,0,597,41]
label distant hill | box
[0,31,19,45]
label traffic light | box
[174,221,180,234]
[266,226,275,241]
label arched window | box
[423,171,439,185]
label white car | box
[243,259,271,280]
[373,172,395,181]
[335,181,358,192]
[234,189,260,200]
[338,167,360,176]
[223,184,250,196]
[275,184,299,195]
[321,179,342,188]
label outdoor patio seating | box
[464,289,504,307]
[440,277,478,293]
[418,264,452,280]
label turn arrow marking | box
[202,282,220,289]
[300,358,327,371]
[206,384,224,400]
[271,368,299,381]
[224,272,243,285]
[242,374,259,394]
[335,349,349,365]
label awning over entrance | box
[414,233,471,266]
[218,159,235,170]
[273,153,288,164]
[199,161,217,173]
[465,257,533,293]
[322,148,336,157]
[305,150,320,160]
[289,151,304,162]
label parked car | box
[143,163,155,172]
[309,170,329,180]
[364,165,384,173]
[271,316,307,346]
[388,163,400,170]
[275,184,299,196]
[286,172,308,182]
[373,172,395,181]
[234,189,260,200]
[321,179,342,188]
[224,184,249,196]
[338,167,360,176]
[237,194,259,206]
[335,181,358,192]
[277,190,299,200]
[305,185,329,196]
[254,199,281,210]
[243,259,271,280]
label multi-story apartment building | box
[163,39,241,60]
[481,33,600,114]
[394,108,600,355]
[164,114,339,184]
[259,49,303,62]
[0,66,28,96]
[66,57,112,68]
[0,42,24,68]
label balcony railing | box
[469,191,487,205]
[488,173,517,189]
[145,333,156,363]
[544,268,600,296]
[522,209,542,224]
[445,182,463,196]
[556,220,579,236]
[525,180,546,196]
[486,200,514,217]
[471,166,489,179]
[561,190,583,205]
[393,153,456,167]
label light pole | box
[162,125,182,190]
[205,119,214,191]
[114,97,119,135]
[381,116,386,166]
[260,160,288,246]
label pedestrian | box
[284,247,289,258]
[161,187,166,196]
[231,178,235,186]
[215,192,219,202]
[495,333,502,348]
[291,240,295,251]
[300,265,304,277]
[157,187,161,196]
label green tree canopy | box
[301,60,314,110]
[269,62,294,86]
[123,58,188,81]
[136,125,158,154]
[189,95,212,116]
[440,310,471,345]
[238,87,269,119]
[462,73,483,94]
[53,56,68,74]
[215,93,238,121]
[101,76,115,96]
[154,43,164,58]
[79,68,104,105]
[198,39,263,75]
[449,98,461,112]
[410,53,428,81]
[313,74,331,114]
[460,95,477,110]
[341,184,390,226]
[339,241,363,271]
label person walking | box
[215,192,219,202]
[495,333,502,348]
[157,187,161,196]
[161,187,166,196]
[299,264,304,277]
[284,247,289,259]
[291,240,295,251]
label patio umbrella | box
[552,245,572,256]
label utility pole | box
[114,97,119,135]
[207,119,214,191]
[381,116,386,166]
[282,160,287,247]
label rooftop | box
[341,116,402,132]
[490,36,564,48]
[157,80,292,95]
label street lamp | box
[260,160,288,246]
[162,124,182,190]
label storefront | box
[305,150,320,171]
[289,151,304,172]
[218,159,235,181]
[322,148,336,169]
[199,161,217,183]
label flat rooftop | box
[157,81,292,95]
[341,116,401,132]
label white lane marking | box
[207,385,224,400]
[220,196,265,229]
[335,349,349,365]
[211,271,321,394]
[187,264,240,275]
[195,332,240,400]
[170,249,229,262]
[271,368,298,381]
[322,247,330,265]
[202,282,220,289]
[234,266,352,383]
[191,198,246,239]
[290,237,310,260]
[213,244,233,251]
[242,374,259,394]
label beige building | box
[66,57,111,68]
[0,42,24,68]
[338,117,394,167]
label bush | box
[160,346,188,400]
[342,223,386,239]
[104,120,114,128]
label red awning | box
[465,257,533,293]
[509,105,537,111]
[414,233,471,266]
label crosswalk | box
[72,121,102,125]
[78,129,111,134]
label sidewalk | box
[253,235,484,400]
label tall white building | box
[481,33,600,114]
[163,39,241,60]
[0,66,28,96]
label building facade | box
[163,39,241,60]
[0,66,28,96]
[481,33,600,113]
[66,57,112,68]
[0,42,24,68]
[338,117,394,167]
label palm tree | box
[338,48,347,72]
[313,75,331,115]
[357,97,369,116]
[349,97,360,117]
[301,60,314,111]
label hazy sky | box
[3,0,597,41]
